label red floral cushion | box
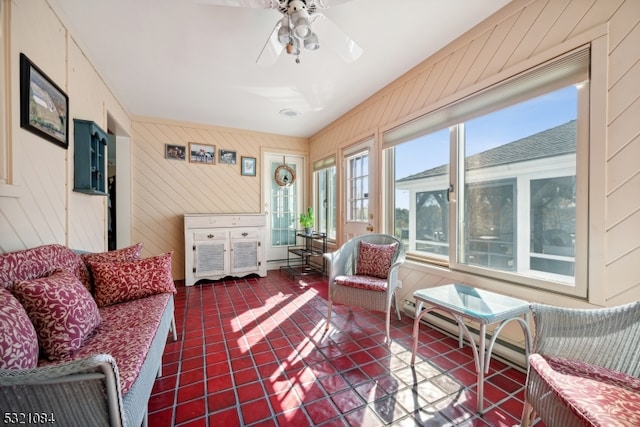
[0,244,91,292]
[335,275,388,292]
[88,252,176,307]
[0,287,39,369]
[529,353,640,426]
[39,293,172,395]
[11,269,101,360]
[81,242,143,264]
[356,241,398,279]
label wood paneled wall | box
[130,117,308,279]
[1,0,130,254]
[310,0,640,307]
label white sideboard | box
[184,213,267,286]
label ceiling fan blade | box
[194,0,280,9]
[256,20,285,65]
[312,13,362,63]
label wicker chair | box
[520,302,640,427]
[323,234,406,343]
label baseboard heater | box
[402,299,528,372]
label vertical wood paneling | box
[131,117,307,278]
[310,0,640,306]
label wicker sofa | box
[520,302,640,427]
[0,244,177,427]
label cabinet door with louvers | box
[193,235,228,279]
[229,230,261,275]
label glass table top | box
[413,283,530,324]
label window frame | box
[312,156,337,242]
[384,46,591,298]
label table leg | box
[477,324,487,413]
[411,301,424,365]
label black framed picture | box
[165,144,186,160]
[219,149,237,165]
[241,156,256,176]
[19,53,69,149]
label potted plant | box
[299,207,314,235]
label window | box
[385,48,589,295]
[313,156,336,240]
[346,151,369,222]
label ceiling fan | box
[197,0,363,64]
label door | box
[343,138,375,240]
[263,153,305,266]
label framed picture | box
[219,149,237,165]
[19,53,69,149]
[165,144,186,160]
[241,156,256,176]
[188,142,215,164]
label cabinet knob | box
[242,232,248,237]
[207,234,214,239]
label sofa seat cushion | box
[335,275,387,292]
[529,353,640,426]
[0,244,91,292]
[40,293,172,395]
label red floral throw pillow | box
[356,241,398,279]
[11,269,101,360]
[88,252,176,308]
[81,242,143,264]
[0,287,39,369]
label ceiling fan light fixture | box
[277,24,291,44]
[304,33,319,50]
[292,10,312,39]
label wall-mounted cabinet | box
[73,119,108,195]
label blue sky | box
[394,85,578,208]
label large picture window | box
[386,47,589,295]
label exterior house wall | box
[309,0,640,319]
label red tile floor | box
[148,271,544,426]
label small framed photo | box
[219,149,237,165]
[241,156,256,176]
[165,144,186,160]
[189,142,215,164]
[19,53,69,149]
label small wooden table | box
[410,284,531,413]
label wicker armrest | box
[531,301,640,377]
[0,354,125,427]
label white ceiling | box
[48,0,510,138]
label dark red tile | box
[237,381,265,402]
[177,381,205,403]
[304,397,341,425]
[174,398,206,425]
[240,398,272,425]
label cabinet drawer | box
[230,229,260,240]
[192,230,227,241]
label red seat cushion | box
[335,275,387,292]
[39,293,172,395]
[529,353,640,426]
